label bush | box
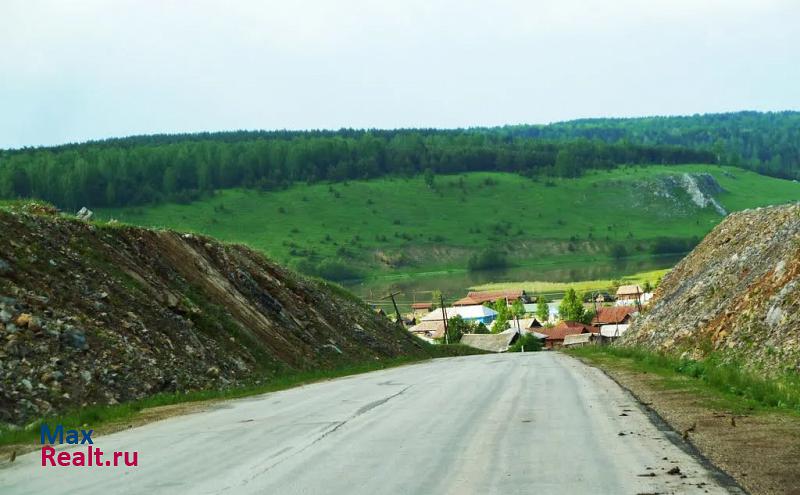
[651,237,700,255]
[473,323,490,334]
[294,259,364,281]
[508,334,543,352]
[443,315,472,343]
[610,244,628,261]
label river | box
[342,254,683,311]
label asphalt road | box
[1,352,739,494]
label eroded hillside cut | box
[0,205,423,425]
[622,203,800,374]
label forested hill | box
[507,111,800,179]
[0,110,797,210]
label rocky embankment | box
[622,203,800,374]
[0,204,424,426]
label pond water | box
[342,254,683,311]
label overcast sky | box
[1,0,798,149]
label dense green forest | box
[0,110,797,210]
[512,111,800,179]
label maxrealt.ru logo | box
[40,424,138,467]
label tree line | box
[0,131,714,209]
[503,111,800,180]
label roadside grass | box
[0,344,483,447]
[96,165,800,279]
[468,268,670,296]
[567,345,800,414]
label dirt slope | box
[0,204,424,426]
[622,203,800,374]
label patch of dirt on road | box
[590,363,800,495]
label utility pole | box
[382,291,404,327]
[440,293,449,344]
[635,287,642,313]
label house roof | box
[453,296,481,306]
[599,324,630,338]
[541,321,597,341]
[592,306,637,325]
[411,302,433,310]
[460,328,519,352]
[408,320,446,339]
[513,317,543,329]
[563,333,594,346]
[421,305,498,322]
[453,290,525,306]
[616,285,643,296]
[523,302,560,317]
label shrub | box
[468,249,509,272]
[473,323,490,334]
[651,237,700,255]
[610,244,628,260]
[294,259,363,281]
[443,315,471,343]
[508,334,543,352]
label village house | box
[460,328,520,353]
[508,317,545,332]
[594,292,614,303]
[420,305,498,325]
[563,332,595,348]
[592,306,637,326]
[599,324,630,340]
[523,302,560,323]
[591,306,638,341]
[615,285,643,303]
[452,289,531,307]
[540,320,597,350]
[407,320,446,342]
[410,302,433,318]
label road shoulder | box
[568,351,800,495]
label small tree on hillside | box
[423,168,436,189]
[558,288,585,322]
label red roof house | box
[453,290,528,306]
[592,306,637,326]
[541,321,597,349]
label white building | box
[420,305,498,325]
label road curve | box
[1,353,739,494]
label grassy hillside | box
[98,165,800,280]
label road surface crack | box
[231,385,413,489]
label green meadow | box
[98,165,800,282]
